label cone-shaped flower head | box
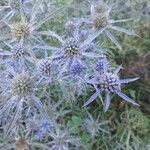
[99,73,120,92]
[11,22,30,40]
[64,38,80,57]
[12,74,33,97]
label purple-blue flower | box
[83,65,140,111]
[35,34,101,77]
[69,62,85,76]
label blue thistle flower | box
[37,59,53,77]
[1,1,64,46]
[79,0,138,49]
[3,124,49,149]
[36,32,101,77]
[0,66,48,135]
[83,65,140,111]
[0,41,36,70]
[69,62,85,76]
[60,62,88,97]
[35,57,59,85]
[65,19,78,38]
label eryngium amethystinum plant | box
[0,0,148,149]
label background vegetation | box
[0,0,149,149]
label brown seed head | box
[11,23,30,39]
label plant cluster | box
[0,0,149,150]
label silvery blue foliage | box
[0,0,31,21]
[84,111,109,138]
[35,118,55,140]
[48,124,80,150]
[0,116,7,128]
[46,99,70,120]
[141,1,150,16]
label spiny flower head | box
[11,74,33,97]
[91,1,110,28]
[35,118,55,140]
[0,67,48,134]
[11,22,30,40]
[65,20,76,33]
[43,31,100,76]
[69,62,85,76]
[0,42,34,69]
[98,73,120,92]
[64,38,80,57]
[12,44,25,58]
[2,2,64,46]
[83,65,139,111]
[78,0,138,49]
[37,58,53,77]
[93,13,109,28]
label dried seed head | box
[93,14,109,28]
[9,0,20,10]
[64,38,80,57]
[12,74,33,97]
[12,45,25,58]
[37,59,52,76]
[15,137,29,150]
[11,23,30,39]
[99,74,120,92]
